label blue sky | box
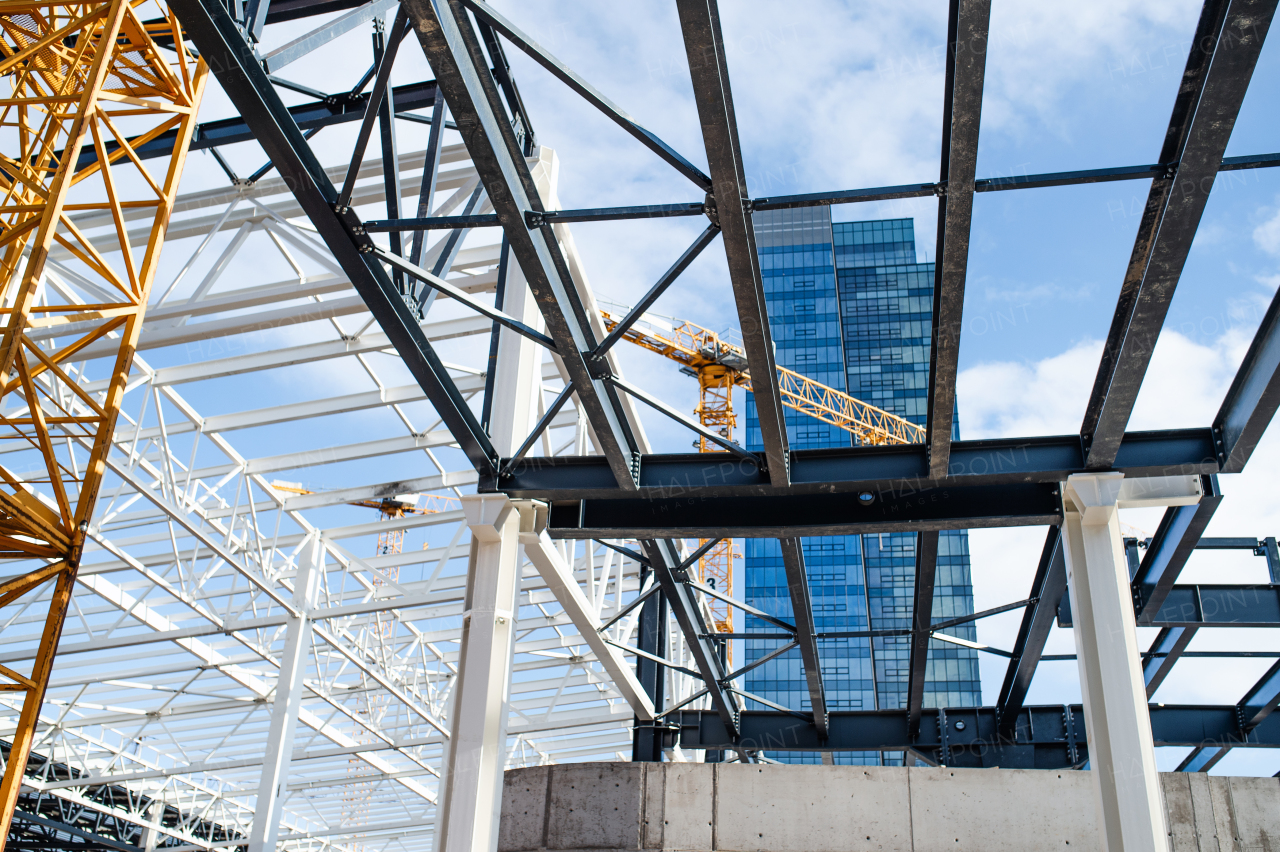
[181,0,1280,772]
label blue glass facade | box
[744,211,981,763]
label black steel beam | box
[491,428,1220,501]
[1176,746,1228,772]
[674,0,790,487]
[1082,0,1275,469]
[778,538,827,737]
[545,483,1062,539]
[405,0,643,488]
[642,540,741,737]
[169,0,499,478]
[1216,263,1280,473]
[676,704,1280,761]
[1059,583,1280,628]
[1240,658,1280,730]
[262,0,367,23]
[74,80,441,171]
[367,151,1280,230]
[926,0,991,478]
[996,527,1067,731]
[459,0,711,191]
[1143,626,1197,697]
[630,564,666,762]
[907,531,940,737]
[1133,475,1223,620]
[9,812,142,852]
[750,152,1280,212]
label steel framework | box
[0,132,705,850]
[1,0,1279,849]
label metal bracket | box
[524,209,545,228]
[702,193,719,227]
[934,180,948,197]
[333,204,376,253]
[1063,704,1079,765]
[938,707,952,765]
[584,351,613,380]
[1162,161,1179,180]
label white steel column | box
[435,151,550,852]
[437,495,522,852]
[247,536,323,852]
[1062,473,1168,852]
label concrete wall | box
[498,762,1280,852]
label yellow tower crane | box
[0,3,206,842]
[599,303,924,646]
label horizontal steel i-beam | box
[489,429,1219,501]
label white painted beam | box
[517,502,655,721]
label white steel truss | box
[0,142,711,852]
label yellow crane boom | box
[599,306,925,447]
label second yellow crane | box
[599,302,924,643]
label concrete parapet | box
[498,762,1280,852]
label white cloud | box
[957,339,1102,438]
[1253,203,1280,257]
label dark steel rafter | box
[926,0,991,479]
[907,531,940,737]
[1216,258,1280,473]
[405,0,643,488]
[752,152,1280,210]
[337,7,412,209]
[594,224,722,359]
[74,79,445,171]
[996,526,1067,732]
[641,539,741,738]
[1240,657,1280,730]
[1132,475,1222,621]
[168,0,500,478]
[1082,0,1275,468]
[674,0,790,487]
[1143,626,1197,697]
[778,538,827,737]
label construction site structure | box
[600,302,925,642]
[270,481,461,842]
[0,3,205,845]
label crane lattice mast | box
[0,4,206,842]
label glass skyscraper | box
[743,210,981,764]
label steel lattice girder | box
[0,133,675,852]
[168,0,502,479]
